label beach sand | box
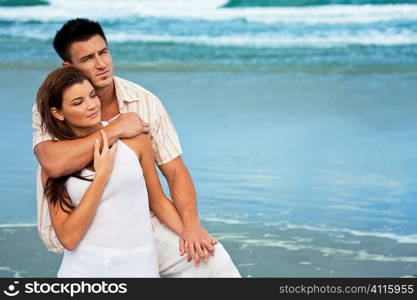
[0,226,61,277]
[0,225,244,278]
[1,222,416,278]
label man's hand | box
[111,112,150,138]
[179,225,218,267]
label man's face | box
[67,35,114,90]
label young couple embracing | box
[33,18,240,278]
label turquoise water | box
[224,0,417,7]
[0,0,416,71]
[0,0,416,277]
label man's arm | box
[159,157,197,225]
[35,113,149,178]
[159,157,217,267]
[149,94,217,266]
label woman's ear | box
[50,107,64,121]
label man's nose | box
[95,54,106,69]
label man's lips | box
[96,70,109,77]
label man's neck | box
[96,81,116,107]
[96,82,120,121]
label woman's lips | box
[87,111,98,119]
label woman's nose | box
[87,98,97,110]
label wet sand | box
[1,222,416,278]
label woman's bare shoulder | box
[120,134,152,156]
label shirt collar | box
[114,76,141,110]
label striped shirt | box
[32,76,182,253]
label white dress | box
[57,140,159,277]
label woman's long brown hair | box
[37,67,93,214]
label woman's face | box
[52,80,101,136]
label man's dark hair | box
[53,18,107,62]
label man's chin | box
[93,76,113,89]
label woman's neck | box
[70,123,103,138]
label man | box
[32,18,240,277]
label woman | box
[36,67,188,277]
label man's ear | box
[50,107,64,121]
[62,61,71,68]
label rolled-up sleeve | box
[32,103,52,150]
[151,98,182,166]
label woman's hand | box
[94,129,117,181]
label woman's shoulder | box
[120,134,152,157]
[121,134,151,147]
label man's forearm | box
[162,159,200,227]
[34,124,119,178]
[161,157,218,262]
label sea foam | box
[0,1,416,25]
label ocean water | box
[0,0,417,71]
[0,0,416,277]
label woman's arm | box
[35,113,148,178]
[131,135,184,237]
[42,130,117,250]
